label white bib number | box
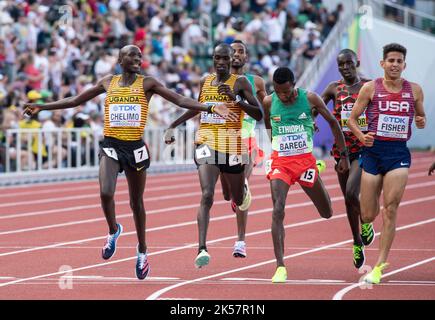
[300,168,316,183]
[196,145,211,159]
[133,145,149,163]
[103,148,118,161]
[109,104,141,127]
[376,114,409,139]
[200,112,226,125]
[341,111,367,132]
[276,132,309,156]
[229,154,242,167]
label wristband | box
[234,95,242,104]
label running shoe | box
[232,241,247,258]
[231,200,237,213]
[195,249,210,268]
[101,223,123,260]
[353,244,365,269]
[361,223,375,246]
[272,266,287,283]
[364,263,389,284]
[238,179,252,211]
[316,160,326,174]
[136,245,150,280]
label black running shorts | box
[99,136,150,172]
[194,144,248,174]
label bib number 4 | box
[196,145,211,160]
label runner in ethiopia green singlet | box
[263,67,349,283]
[270,88,314,157]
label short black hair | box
[383,43,407,60]
[214,43,234,55]
[232,39,247,50]
[338,48,357,60]
[273,67,295,84]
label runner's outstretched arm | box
[164,76,205,144]
[146,77,237,121]
[23,75,111,116]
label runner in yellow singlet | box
[23,45,236,280]
[164,43,263,268]
[219,40,267,258]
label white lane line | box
[389,280,435,284]
[0,172,264,201]
[0,188,200,208]
[61,275,180,281]
[0,173,207,202]
[0,172,199,194]
[0,196,347,256]
[0,183,341,234]
[0,213,433,291]
[0,161,431,209]
[0,155,431,194]
[1,187,435,257]
[2,167,431,222]
[2,179,435,236]
[0,213,346,288]
[145,217,435,300]
[0,180,324,220]
[221,277,346,283]
[332,256,435,300]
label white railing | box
[4,128,99,173]
[0,127,197,185]
[363,0,435,34]
[296,0,359,90]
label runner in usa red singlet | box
[347,43,426,284]
[321,49,372,269]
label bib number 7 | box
[133,145,149,163]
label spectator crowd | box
[0,0,343,172]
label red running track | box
[0,152,434,300]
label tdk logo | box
[378,101,410,112]
[116,105,137,112]
[282,134,305,142]
[383,116,407,124]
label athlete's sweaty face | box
[231,43,247,69]
[119,46,142,73]
[337,53,358,80]
[213,46,232,75]
[381,51,406,80]
[274,81,295,104]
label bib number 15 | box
[300,168,316,183]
